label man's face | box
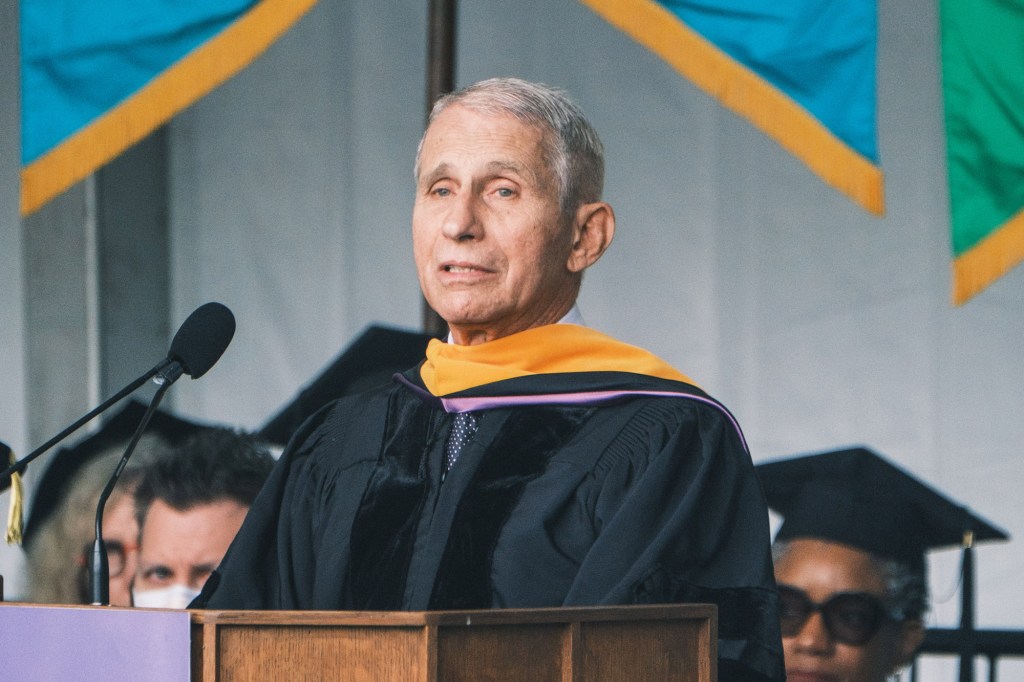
[134,498,248,606]
[413,104,579,345]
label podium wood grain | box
[190,604,716,682]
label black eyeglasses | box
[777,584,897,646]
[77,539,137,578]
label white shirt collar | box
[445,304,585,343]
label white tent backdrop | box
[171,0,1024,630]
[3,0,1021,676]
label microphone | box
[88,302,235,605]
[0,302,235,482]
[158,301,236,384]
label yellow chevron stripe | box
[580,0,884,215]
[952,208,1024,305]
[21,0,319,216]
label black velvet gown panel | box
[197,371,783,681]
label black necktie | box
[444,411,479,476]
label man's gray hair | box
[415,77,605,217]
[772,540,929,621]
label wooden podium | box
[0,602,715,681]
[192,604,716,682]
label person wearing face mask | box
[132,427,274,609]
[21,401,208,606]
[756,447,1007,682]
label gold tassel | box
[4,442,23,545]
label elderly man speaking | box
[196,78,783,682]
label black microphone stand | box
[0,357,174,482]
[2,302,234,485]
[88,361,183,606]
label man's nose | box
[441,192,482,240]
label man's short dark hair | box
[135,427,275,527]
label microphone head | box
[168,302,235,379]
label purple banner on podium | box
[1,604,190,681]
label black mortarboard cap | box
[755,446,1008,571]
[258,325,434,446]
[23,399,212,548]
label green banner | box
[941,0,1024,304]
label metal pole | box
[421,0,456,338]
[960,531,976,682]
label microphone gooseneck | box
[89,379,172,605]
[87,303,235,605]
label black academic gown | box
[197,369,784,681]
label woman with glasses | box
[20,402,210,605]
[24,441,161,605]
[772,537,925,681]
[757,447,1006,682]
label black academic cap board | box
[22,399,213,549]
[258,325,435,446]
[0,440,12,494]
[755,446,1008,572]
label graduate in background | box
[196,77,783,682]
[21,401,206,605]
[133,427,274,608]
[757,447,1008,682]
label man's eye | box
[433,186,452,197]
[145,566,173,582]
[495,187,515,198]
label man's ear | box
[896,619,926,668]
[566,201,615,273]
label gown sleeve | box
[563,397,785,682]
[193,403,345,610]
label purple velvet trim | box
[395,370,748,453]
[439,390,748,452]
[1,605,190,681]
[394,373,437,403]
[442,389,676,410]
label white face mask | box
[132,584,201,609]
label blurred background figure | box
[757,447,1007,682]
[132,427,274,608]
[24,438,166,605]
[21,401,210,605]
